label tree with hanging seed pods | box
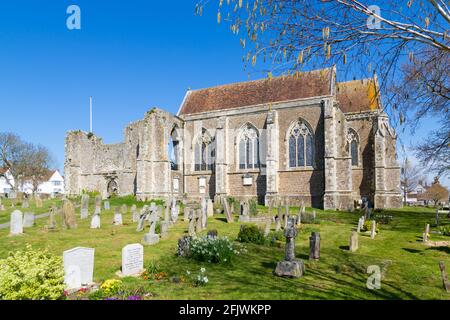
[195,0,449,176]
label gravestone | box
[439,261,450,293]
[47,206,57,230]
[121,204,128,215]
[21,198,29,209]
[207,200,214,217]
[264,218,272,237]
[357,217,363,233]
[171,204,180,223]
[136,206,151,232]
[188,211,196,237]
[160,222,169,239]
[274,217,305,278]
[62,200,77,229]
[177,236,191,257]
[239,201,250,222]
[312,210,316,222]
[63,247,95,289]
[90,214,101,229]
[309,232,320,260]
[223,198,234,223]
[23,212,35,228]
[104,200,110,210]
[201,206,208,229]
[196,209,203,232]
[142,212,160,245]
[349,231,359,252]
[35,197,43,208]
[94,195,102,212]
[164,204,170,224]
[370,220,376,239]
[207,230,218,238]
[275,216,281,231]
[132,205,140,222]
[10,210,23,235]
[80,195,89,219]
[113,207,123,226]
[121,244,144,277]
[183,206,190,222]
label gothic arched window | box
[194,129,215,171]
[288,120,314,168]
[347,128,359,166]
[238,124,259,169]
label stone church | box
[64,67,402,210]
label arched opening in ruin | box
[169,126,181,171]
[107,179,119,196]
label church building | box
[64,67,402,209]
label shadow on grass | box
[402,248,423,254]
[426,246,450,254]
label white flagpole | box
[90,96,93,133]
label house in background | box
[402,181,428,205]
[0,168,65,196]
[0,168,14,195]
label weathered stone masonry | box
[65,67,402,209]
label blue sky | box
[0,1,447,187]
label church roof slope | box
[178,68,334,115]
[336,78,381,113]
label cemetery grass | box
[0,198,63,224]
[0,202,449,300]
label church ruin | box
[64,67,402,209]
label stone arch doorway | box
[107,179,119,197]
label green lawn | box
[0,199,449,300]
[0,198,63,224]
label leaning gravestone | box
[349,231,359,252]
[62,200,77,229]
[309,232,320,260]
[10,210,23,235]
[63,247,95,290]
[23,212,35,228]
[274,217,305,278]
[121,243,144,277]
[223,198,234,223]
[142,212,160,245]
[90,214,101,229]
[113,207,123,226]
[80,195,89,219]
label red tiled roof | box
[178,68,381,116]
[336,79,381,113]
[179,68,334,115]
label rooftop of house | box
[178,67,381,116]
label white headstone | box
[104,200,110,210]
[63,247,95,289]
[90,214,101,229]
[10,210,23,235]
[122,244,144,276]
[113,213,123,225]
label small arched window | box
[288,120,314,168]
[238,124,259,169]
[347,128,359,166]
[194,129,215,171]
[169,127,180,171]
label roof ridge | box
[187,67,334,93]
